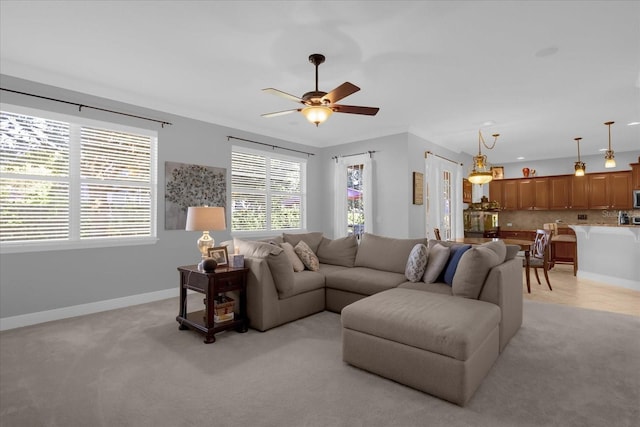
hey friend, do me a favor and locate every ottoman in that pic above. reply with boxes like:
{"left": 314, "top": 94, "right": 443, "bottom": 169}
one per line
{"left": 341, "top": 288, "right": 501, "bottom": 406}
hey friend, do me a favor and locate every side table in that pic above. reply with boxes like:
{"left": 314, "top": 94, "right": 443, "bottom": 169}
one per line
{"left": 176, "top": 265, "right": 249, "bottom": 343}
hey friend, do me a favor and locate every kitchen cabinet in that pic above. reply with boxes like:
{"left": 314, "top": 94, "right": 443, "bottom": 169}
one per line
{"left": 631, "top": 163, "right": 640, "bottom": 190}
{"left": 518, "top": 178, "right": 549, "bottom": 210}
{"left": 570, "top": 175, "right": 589, "bottom": 209}
{"left": 588, "top": 172, "right": 632, "bottom": 209}
{"left": 549, "top": 176, "right": 570, "bottom": 209}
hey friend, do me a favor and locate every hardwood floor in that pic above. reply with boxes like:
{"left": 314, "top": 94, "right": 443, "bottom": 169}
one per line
{"left": 522, "top": 264, "right": 640, "bottom": 317}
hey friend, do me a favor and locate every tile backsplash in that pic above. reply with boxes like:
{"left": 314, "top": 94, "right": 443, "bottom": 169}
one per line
{"left": 499, "top": 209, "right": 640, "bottom": 230}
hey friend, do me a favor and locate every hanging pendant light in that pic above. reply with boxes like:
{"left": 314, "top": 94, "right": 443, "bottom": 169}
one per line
{"left": 468, "top": 130, "right": 499, "bottom": 185}
{"left": 604, "top": 121, "right": 616, "bottom": 168}
{"left": 574, "top": 137, "right": 586, "bottom": 176}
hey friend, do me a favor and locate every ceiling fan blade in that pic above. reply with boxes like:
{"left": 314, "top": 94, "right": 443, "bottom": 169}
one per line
{"left": 262, "top": 88, "right": 304, "bottom": 103}
{"left": 332, "top": 104, "right": 380, "bottom": 116}
{"left": 322, "top": 82, "right": 360, "bottom": 104}
{"left": 261, "top": 109, "right": 300, "bottom": 118}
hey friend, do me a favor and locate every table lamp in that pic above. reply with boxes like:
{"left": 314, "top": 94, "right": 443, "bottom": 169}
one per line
{"left": 185, "top": 206, "right": 226, "bottom": 265}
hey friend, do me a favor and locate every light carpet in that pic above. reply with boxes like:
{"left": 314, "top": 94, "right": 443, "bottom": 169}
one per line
{"left": 0, "top": 297, "right": 638, "bottom": 427}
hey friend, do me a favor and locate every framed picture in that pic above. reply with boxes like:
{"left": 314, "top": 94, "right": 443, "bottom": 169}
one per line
{"left": 208, "top": 246, "right": 229, "bottom": 267}
{"left": 491, "top": 166, "right": 504, "bottom": 180}
{"left": 413, "top": 172, "right": 424, "bottom": 205}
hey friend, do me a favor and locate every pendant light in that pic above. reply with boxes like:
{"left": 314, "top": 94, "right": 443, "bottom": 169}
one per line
{"left": 573, "top": 137, "right": 586, "bottom": 177}
{"left": 604, "top": 121, "right": 616, "bottom": 168}
{"left": 468, "top": 130, "right": 500, "bottom": 185}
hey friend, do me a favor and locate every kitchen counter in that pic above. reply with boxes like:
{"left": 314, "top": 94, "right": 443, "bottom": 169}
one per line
{"left": 569, "top": 224, "right": 640, "bottom": 291}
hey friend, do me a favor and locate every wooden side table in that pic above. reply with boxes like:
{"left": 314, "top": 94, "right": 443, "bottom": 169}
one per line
{"left": 176, "top": 265, "right": 249, "bottom": 343}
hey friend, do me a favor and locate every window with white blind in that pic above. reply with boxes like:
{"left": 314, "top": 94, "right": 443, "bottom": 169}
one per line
{"left": 231, "top": 147, "right": 306, "bottom": 233}
{"left": 0, "top": 104, "right": 158, "bottom": 253}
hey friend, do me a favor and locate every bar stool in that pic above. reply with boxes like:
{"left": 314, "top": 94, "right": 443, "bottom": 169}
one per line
{"left": 546, "top": 223, "right": 577, "bottom": 276}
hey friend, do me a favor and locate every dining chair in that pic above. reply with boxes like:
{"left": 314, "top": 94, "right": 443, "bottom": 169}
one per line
{"left": 433, "top": 228, "right": 441, "bottom": 240}
{"left": 522, "top": 229, "right": 553, "bottom": 291}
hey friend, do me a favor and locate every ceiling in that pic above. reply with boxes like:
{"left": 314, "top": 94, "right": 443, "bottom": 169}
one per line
{"left": 1, "top": 1, "right": 638, "bottom": 164}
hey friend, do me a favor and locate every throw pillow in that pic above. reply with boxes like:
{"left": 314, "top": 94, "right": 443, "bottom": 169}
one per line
{"left": 422, "top": 243, "right": 451, "bottom": 283}
{"left": 280, "top": 242, "right": 305, "bottom": 272}
{"left": 441, "top": 244, "right": 472, "bottom": 285}
{"left": 283, "top": 232, "right": 324, "bottom": 253}
{"left": 294, "top": 240, "right": 320, "bottom": 271}
{"left": 405, "top": 243, "right": 429, "bottom": 282}
{"left": 316, "top": 236, "right": 358, "bottom": 267}
{"left": 266, "top": 251, "right": 295, "bottom": 296}
{"left": 452, "top": 240, "right": 506, "bottom": 299}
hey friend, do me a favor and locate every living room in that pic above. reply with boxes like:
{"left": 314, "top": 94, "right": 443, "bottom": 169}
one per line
{"left": 1, "top": 1, "right": 639, "bottom": 425}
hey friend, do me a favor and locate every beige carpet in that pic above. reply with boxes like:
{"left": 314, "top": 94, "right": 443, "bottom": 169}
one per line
{"left": 1, "top": 297, "right": 638, "bottom": 427}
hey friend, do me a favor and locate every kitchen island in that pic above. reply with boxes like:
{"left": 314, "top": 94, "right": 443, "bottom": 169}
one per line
{"left": 569, "top": 224, "right": 640, "bottom": 291}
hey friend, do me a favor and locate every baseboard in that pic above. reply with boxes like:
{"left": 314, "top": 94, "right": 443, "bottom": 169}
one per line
{"left": 577, "top": 271, "right": 640, "bottom": 292}
{"left": 0, "top": 288, "right": 180, "bottom": 331}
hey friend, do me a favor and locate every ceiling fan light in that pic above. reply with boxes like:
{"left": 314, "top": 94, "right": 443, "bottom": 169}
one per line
{"left": 302, "top": 105, "right": 333, "bottom": 126}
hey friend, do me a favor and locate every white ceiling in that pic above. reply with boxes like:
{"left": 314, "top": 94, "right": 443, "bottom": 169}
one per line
{"left": 1, "top": 1, "right": 639, "bottom": 164}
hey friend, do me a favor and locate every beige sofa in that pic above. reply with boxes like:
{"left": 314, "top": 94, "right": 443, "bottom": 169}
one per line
{"left": 230, "top": 232, "right": 523, "bottom": 353}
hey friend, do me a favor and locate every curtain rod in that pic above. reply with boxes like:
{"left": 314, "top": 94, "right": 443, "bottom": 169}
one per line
{"left": 1, "top": 88, "right": 172, "bottom": 128}
{"left": 331, "top": 150, "right": 376, "bottom": 163}
{"left": 425, "top": 151, "right": 463, "bottom": 166}
{"left": 227, "top": 136, "right": 315, "bottom": 156}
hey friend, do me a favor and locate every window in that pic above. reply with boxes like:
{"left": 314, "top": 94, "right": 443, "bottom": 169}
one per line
{"left": 347, "top": 163, "right": 365, "bottom": 238}
{"left": 231, "top": 147, "right": 306, "bottom": 234}
{"left": 0, "top": 104, "right": 158, "bottom": 253}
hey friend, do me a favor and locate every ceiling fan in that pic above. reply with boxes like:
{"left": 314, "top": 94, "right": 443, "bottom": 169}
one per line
{"left": 262, "top": 53, "right": 380, "bottom": 126}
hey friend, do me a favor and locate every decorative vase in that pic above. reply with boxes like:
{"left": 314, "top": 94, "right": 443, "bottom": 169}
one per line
{"left": 522, "top": 167, "right": 530, "bottom": 177}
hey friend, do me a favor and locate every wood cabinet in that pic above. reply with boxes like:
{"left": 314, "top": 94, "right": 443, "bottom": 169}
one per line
{"left": 549, "top": 176, "right": 570, "bottom": 209}
{"left": 588, "top": 172, "right": 632, "bottom": 209}
{"left": 631, "top": 163, "right": 640, "bottom": 189}
{"left": 570, "top": 175, "right": 589, "bottom": 209}
{"left": 518, "top": 178, "right": 549, "bottom": 210}
{"left": 462, "top": 178, "right": 472, "bottom": 203}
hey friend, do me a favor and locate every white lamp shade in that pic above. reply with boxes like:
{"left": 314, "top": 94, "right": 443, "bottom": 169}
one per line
{"left": 185, "top": 207, "right": 226, "bottom": 231}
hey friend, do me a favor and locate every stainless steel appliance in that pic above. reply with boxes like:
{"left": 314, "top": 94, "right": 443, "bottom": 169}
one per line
{"left": 632, "top": 216, "right": 640, "bottom": 225}
{"left": 634, "top": 190, "right": 640, "bottom": 209}
{"left": 618, "top": 211, "right": 630, "bottom": 225}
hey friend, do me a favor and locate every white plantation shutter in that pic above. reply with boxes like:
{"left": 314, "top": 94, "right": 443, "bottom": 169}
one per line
{"left": 231, "top": 148, "right": 305, "bottom": 232}
{"left": 1, "top": 105, "right": 157, "bottom": 252}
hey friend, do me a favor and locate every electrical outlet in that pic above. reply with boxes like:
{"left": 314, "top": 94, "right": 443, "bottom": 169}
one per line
{"left": 507, "top": 223, "right": 513, "bottom": 227}
{"left": 577, "top": 214, "right": 587, "bottom": 220}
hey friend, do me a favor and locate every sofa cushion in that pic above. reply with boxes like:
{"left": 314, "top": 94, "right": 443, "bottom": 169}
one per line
{"left": 316, "top": 236, "right": 358, "bottom": 267}
{"left": 325, "top": 267, "right": 407, "bottom": 296}
{"left": 442, "top": 244, "right": 472, "bottom": 285}
{"left": 265, "top": 251, "right": 296, "bottom": 296}
{"left": 398, "top": 280, "right": 453, "bottom": 295}
{"left": 283, "top": 232, "right": 324, "bottom": 253}
{"left": 278, "top": 270, "right": 325, "bottom": 299}
{"left": 405, "top": 243, "right": 428, "bottom": 282}
{"left": 422, "top": 243, "right": 451, "bottom": 283}
{"left": 234, "top": 237, "right": 282, "bottom": 258}
{"left": 294, "top": 240, "right": 320, "bottom": 271}
{"left": 453, "top": 240, "right": 506, "bottom": 299}
{"left": 355, "top": 233, "right": 427, "bottom": 274}
{"left": 280, "top": 242, "right": 305, "bottom": 272}
{"left": 505, "top": 244, "right": 520, "bottom": 260}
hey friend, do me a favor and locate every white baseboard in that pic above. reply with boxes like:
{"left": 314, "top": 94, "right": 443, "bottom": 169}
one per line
{"left": 577, "top": 271, "right": 640, "bottom": 292}
{"left": 0, "top": 288, "right": 180, "bottom": 331}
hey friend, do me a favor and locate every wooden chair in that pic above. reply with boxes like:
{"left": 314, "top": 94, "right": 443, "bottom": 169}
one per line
{"left": 524, "top": 229, "right": 553, "bottom": 291}
{"left": 433, "top": 228, "right": 441, "bottom": 240}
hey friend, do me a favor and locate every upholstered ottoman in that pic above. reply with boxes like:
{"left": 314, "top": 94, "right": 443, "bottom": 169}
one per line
{"left": 341, "top": 288, "right": 501, "bottom": 406}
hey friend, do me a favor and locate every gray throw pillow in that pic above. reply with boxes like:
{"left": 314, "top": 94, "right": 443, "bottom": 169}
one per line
{"left": 316, "top": 236, "right": 358, "bottom": 267}
{"left": 283, "top": 232, "right": 324, "bottom": 253}
{"left": 266, "top": 251, "right": 295, "bottom": 296}
{"left": 422, "top": 243, "right": 451, "bottom": 283}
{"left": 452, "top": 240, "right": 506, "bottom": 299}
{"left": 405, "top": 243, "right": 428, "bottom": 282}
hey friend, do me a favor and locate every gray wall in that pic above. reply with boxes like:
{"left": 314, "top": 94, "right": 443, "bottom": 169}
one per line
{"left": 0, "top": 75, "right": 323, "bottom": 319}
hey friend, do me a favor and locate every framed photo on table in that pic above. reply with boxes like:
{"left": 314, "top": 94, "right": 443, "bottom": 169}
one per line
{"left": 491, "top": 166, "right": 504, "bottom": 180}
{"left": 208, "top": 246, "right": 229, "bottom": 267}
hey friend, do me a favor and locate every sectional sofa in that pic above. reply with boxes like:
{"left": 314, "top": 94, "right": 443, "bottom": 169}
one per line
{"left": 227, "top": 231, "right": 523, "bottom": 405}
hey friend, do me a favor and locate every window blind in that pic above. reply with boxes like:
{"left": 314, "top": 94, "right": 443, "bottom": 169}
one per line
{"left": 1, "top": 105, "right": 157, "bottom": 252}
{"left": 231, "top": 148, "right": 305, "bottom": 232}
